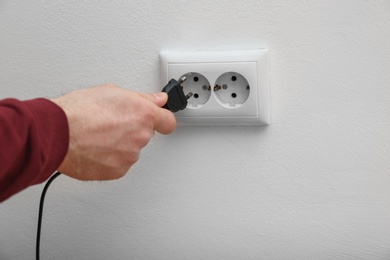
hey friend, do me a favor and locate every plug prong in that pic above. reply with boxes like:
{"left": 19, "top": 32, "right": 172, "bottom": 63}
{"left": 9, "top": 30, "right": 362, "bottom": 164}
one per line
{"left": 186, "top": 92, "right": 193, "bottom": 100}
{"left": 178, "top": 76, "right": 187, "bottom": 84}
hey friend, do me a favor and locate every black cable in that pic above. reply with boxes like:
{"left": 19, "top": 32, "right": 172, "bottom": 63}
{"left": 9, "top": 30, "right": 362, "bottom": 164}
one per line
{"left": 36, "top": 171, "right": 61, "bottom": 260}
{"left": 34, "top": 77, "right": 186, "bottom": 259}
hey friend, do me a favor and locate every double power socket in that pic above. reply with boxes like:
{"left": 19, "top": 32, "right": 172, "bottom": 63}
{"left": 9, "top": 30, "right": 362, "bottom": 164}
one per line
{"left": 160, "top": 49, "right": 270, "bottom": 125}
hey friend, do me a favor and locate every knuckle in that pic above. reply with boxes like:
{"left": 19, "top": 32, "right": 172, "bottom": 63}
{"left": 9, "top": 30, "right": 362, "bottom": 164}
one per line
{"left": 167, "top": 114, "right": 177, "bottom": 133}
{"left": 115, "top": 167, "right": 129, "bottom": 179}
{"left": 124, "top": 151, "right": 140, "bottom": 167}
{"left": 104, "top": 83, "right": 119, "bottom": 89}
{"left": 138, "top": 130, "right": 153, "bottom": 147}
{"left": 111, "top": 151, "right": 140, "bottom": 179}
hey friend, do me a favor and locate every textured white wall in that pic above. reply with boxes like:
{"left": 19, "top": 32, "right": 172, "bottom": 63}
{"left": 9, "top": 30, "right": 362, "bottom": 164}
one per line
{"left": 1, "top": 0, "right": 390, "bottom": 259}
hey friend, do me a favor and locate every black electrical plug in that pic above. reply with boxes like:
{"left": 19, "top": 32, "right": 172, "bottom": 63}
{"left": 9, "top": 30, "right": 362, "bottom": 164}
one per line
{"left": 162, "top": 77, "right": 193, "bottom": 112}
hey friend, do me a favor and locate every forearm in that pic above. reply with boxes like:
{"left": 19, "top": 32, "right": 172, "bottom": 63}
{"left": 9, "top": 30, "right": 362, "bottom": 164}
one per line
{"left": 0, "top": 98, "right": 69, "bottom": 202}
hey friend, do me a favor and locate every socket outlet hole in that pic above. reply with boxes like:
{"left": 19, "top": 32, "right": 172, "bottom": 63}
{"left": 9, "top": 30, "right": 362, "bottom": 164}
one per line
{"left": 214, "top": 72, "right": 250, "bottom": 108}
{"left": 180, "top": 72, "right": 211, "bottom": 109}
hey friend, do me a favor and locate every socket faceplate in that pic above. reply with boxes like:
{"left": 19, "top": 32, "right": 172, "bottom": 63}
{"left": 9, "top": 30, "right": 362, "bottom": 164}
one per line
{"left": 160, "top": 49, "right": 270, "bottom": 125}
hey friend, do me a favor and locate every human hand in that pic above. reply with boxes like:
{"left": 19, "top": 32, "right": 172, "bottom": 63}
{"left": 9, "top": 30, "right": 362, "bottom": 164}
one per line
{"left": 51, "top": 84, "right": 176, "bottom": 180}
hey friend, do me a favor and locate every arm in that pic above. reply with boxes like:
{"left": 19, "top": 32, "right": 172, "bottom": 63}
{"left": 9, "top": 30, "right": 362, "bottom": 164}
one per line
{"left": 0, "top": 98, "right": 69, "bottom": 202}
{"left": 0, "top": 84, "right": 176, "bottom": 202}
{"left": 52, "top": 84, "right": 176, "bottom": 180}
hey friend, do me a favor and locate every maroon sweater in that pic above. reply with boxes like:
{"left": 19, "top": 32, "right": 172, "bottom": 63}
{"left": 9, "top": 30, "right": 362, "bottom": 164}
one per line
{"left": 0, "top": 98, "right": 69, "bottom": 202}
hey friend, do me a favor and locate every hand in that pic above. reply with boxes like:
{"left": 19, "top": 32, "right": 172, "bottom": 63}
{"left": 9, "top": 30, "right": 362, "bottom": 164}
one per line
{"left": 51, "top": 84, "right": 176, "bottom": 180}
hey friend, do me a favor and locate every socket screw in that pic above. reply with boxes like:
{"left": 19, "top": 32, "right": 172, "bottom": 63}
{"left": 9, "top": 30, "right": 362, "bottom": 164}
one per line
{"left": 202, "top": 85, "right": 209, "bottom": 91}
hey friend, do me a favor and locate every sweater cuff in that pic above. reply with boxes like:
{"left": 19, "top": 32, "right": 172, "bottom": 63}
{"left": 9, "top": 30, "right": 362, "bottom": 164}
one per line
{"left": 24, "top": 98, "right": 69, "bottom": 182}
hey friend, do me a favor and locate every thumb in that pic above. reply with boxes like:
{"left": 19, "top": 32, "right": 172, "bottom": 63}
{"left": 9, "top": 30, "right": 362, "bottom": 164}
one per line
{"left": 141, "top": 92, "right": 168, "bottom": 107}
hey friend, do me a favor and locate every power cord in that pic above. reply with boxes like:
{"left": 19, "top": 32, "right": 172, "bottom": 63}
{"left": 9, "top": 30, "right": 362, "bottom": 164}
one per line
{"left": 35, "top": 78, "right": 191, "bottom": 259}
{"left": 36, "top": 171, "right": 61, "bottom": 260}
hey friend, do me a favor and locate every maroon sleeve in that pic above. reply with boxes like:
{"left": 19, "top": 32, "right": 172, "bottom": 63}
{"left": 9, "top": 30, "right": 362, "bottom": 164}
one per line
{"left": 0, "top": 98, "right": 69, "bottom": 202}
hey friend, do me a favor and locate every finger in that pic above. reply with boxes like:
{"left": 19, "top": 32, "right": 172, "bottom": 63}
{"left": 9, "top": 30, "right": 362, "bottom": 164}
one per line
{"left": 151, "top": 107, "right": 177, "bottom": 135}
{"left": 135, "top": 91, "right": 176, "bottom": 134}
{"left": 139, "top": 92, "right": 168, "bottom": 108}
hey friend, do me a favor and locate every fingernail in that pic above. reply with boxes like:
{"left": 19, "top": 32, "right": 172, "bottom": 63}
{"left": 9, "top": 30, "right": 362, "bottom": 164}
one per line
{"left": 154, "top": 92, "right": 167, "bottom": 99}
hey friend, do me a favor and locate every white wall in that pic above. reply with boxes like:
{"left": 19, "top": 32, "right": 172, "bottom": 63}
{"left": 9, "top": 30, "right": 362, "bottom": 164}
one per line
{"left": 1, "top": 0, "right": 389, "bottom": 259}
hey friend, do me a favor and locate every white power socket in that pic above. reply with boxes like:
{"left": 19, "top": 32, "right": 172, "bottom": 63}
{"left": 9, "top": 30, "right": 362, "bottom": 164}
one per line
{"left": 160, "top": 49, "right": 270, "bottom": 125}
